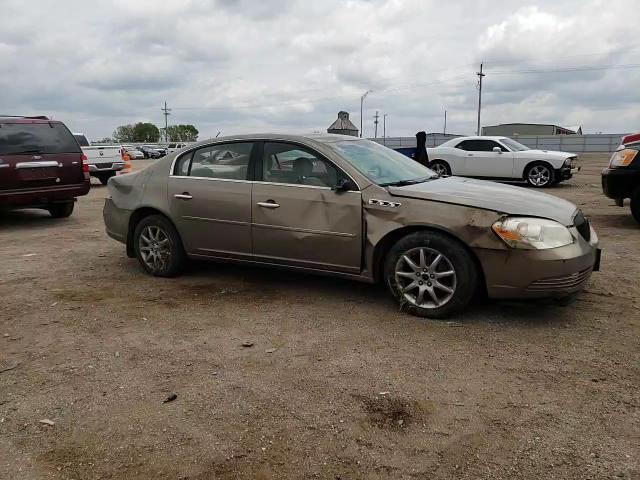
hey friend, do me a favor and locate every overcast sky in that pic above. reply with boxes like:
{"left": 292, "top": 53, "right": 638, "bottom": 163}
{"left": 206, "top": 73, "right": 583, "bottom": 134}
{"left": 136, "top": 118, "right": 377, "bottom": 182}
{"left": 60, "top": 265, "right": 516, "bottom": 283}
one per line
{"left": 1, "top": 0, "right": 638, "bottom": 140}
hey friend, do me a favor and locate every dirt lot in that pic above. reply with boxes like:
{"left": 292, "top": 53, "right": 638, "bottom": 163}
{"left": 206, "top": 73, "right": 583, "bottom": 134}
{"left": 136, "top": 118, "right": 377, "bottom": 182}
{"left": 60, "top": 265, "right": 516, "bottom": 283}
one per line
{"left": 1, "top": 154, "right": 638, "bottom": 479}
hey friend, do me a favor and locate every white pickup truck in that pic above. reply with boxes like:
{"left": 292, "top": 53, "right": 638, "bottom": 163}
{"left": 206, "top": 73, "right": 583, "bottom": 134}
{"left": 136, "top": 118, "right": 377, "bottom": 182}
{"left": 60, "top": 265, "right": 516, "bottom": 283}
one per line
{"left": 73, "top": 133, "right": 125, "bottom": 185}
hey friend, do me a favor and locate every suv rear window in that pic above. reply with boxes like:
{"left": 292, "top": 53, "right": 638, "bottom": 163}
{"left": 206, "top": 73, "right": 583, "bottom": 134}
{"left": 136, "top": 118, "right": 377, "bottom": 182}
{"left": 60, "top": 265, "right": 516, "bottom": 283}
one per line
{"left": 0, "top": 122, "right": 82, "bottom": 155}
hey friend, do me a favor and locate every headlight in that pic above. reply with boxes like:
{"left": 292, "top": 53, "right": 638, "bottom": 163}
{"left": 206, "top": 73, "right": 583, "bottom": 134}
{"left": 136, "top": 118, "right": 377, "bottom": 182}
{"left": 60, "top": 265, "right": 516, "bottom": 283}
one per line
{"left": 564, "top": 158, "right": 571, "bottom": 166}
{"left": 609, "top": 148, "right": 638, "bottom": 167}
{"left": 492, "top": 217, "right": 574, "bottom": 249}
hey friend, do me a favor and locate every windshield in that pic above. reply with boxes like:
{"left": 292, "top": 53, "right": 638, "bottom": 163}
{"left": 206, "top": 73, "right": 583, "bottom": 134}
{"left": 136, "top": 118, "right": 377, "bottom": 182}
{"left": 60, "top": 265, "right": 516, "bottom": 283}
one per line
{"left": 500, "top": 138, "right": 529, "bottom": 151}
{"left": 329, "top": 140, "right": 437, "bottom": 186}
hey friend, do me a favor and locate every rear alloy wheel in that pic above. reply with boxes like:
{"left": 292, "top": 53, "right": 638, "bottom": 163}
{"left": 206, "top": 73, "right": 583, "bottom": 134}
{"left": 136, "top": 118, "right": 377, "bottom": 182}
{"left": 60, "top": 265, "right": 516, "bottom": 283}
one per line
{"left": 525, "top": 163, "right": 554, "bottom": 188}
{"left": 384, "top": 231, "right": 478, "bottom": 319}
{"left": 631, "top": 187, "right": 640, "bottom": 224}
{"left": 430, "top": 160, "right": 451, "bottom": 176}
{"left": 47, "top": 202, "right": 74, "bottom": 218}
{"left": 134, "top": 215, "right": 185, "bottom": 277}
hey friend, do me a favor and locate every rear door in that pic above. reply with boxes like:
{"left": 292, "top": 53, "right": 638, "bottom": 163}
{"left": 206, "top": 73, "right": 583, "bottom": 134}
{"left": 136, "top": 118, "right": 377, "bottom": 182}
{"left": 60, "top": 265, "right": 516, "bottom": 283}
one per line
{"left": 168, "top": 141, "right": 255, "bottom": 258}
{"left": 251, "top": 141, "right": 362, "bottom": 273}
{"left": 457, "top": 139, "right": 514, "bottom": 177}
{"left": 0, "top": 121, "right": 84, "bottom": 193}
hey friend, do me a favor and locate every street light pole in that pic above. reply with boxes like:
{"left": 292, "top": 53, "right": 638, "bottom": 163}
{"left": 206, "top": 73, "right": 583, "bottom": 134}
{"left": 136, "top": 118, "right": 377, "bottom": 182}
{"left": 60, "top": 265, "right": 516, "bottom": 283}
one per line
{"left": 383, "top": 114, "right": 388, "bottom": 145}
{"left": 360, "top": 90, "right": 372, "bottom": 138}
{"left": 476, "top": 63, "right": 485, "bottom": 136}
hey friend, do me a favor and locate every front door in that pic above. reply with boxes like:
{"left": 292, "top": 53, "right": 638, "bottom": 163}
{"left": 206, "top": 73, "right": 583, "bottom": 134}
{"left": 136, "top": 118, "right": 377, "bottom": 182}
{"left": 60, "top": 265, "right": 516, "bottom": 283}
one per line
{"left": 251, "top": 142, "right": 362, "bottom": 273}
{"left": 458, "top": 139, "right": 514, "bottom": 178}
{"left": 168, "top": 141, "right": 254, "bottom": 258}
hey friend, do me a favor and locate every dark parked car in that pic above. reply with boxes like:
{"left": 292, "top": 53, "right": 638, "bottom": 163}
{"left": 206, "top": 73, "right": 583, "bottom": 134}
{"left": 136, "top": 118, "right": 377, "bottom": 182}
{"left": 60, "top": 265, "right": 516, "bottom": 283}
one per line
{"left": 602, "top": 133, "right": 640, "bottom": 223}
{"left": 104, "top": 134, "right": 600, "bottom": 318}
{"left": 138, "top": 145, "right": 162, "bottom": 159}
{"left": 0, "top": 115, "right": 90, "bottom": 217}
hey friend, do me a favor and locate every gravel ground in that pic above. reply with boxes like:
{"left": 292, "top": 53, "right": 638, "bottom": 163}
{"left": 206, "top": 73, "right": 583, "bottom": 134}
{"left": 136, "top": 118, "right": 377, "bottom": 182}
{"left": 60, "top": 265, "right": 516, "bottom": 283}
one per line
{"left": 1, "top": 154, "right": 638, "bottom": 480}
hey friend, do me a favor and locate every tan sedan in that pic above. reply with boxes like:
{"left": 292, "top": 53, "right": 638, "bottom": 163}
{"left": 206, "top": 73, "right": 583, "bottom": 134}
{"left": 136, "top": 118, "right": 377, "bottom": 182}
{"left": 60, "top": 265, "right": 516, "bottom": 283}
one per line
{"left": 103, "top": 134, "right": 600, "bottom": 318}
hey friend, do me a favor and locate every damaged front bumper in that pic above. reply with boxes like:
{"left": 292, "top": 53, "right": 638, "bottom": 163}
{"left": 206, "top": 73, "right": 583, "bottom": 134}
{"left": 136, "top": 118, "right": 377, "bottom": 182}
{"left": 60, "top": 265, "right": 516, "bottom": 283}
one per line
{"left": 475, "top": 231, "right": 600, "bottom": 299}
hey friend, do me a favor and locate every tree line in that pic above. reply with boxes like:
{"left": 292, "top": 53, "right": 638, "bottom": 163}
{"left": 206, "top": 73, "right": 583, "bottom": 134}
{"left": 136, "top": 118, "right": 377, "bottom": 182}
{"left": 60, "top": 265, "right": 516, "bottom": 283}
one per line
{"left": 105, "top": 122, "right": 199, "bottom": 143}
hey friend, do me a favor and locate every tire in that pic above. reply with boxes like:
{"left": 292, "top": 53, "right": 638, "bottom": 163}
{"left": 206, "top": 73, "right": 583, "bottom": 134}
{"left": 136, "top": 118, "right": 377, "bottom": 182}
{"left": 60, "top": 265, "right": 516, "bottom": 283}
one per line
{"left": 631, "top": 187, "right": 640, "bottom": 224}
{"left": 429, "top": 160, "right": 451, "bottom": 176}
{"left": 383, "top": 231, "right": 478, "bottom": 319}
{"left": 97, "top": 172, "right": 115, "bottom": 185}
{"left": 47, "top": 202, "right": 74, "bottom": 218}
{"left": 133, "top": 214, "right": 185, "bottom": 277}
{"left": 525, "top": 162, "right": 555, "bottom": 188}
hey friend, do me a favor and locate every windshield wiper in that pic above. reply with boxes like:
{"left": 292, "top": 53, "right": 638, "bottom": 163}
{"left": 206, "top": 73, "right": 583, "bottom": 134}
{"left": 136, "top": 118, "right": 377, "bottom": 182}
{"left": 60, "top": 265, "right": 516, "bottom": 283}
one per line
{"left": 379, "top": 176, "right": 432, "bottom": 187}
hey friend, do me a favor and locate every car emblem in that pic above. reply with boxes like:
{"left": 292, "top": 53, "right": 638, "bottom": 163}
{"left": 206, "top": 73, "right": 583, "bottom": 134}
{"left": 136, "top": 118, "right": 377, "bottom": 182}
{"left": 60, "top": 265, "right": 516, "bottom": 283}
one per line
{"left": 368, "top": 199, "right": 402, "bottom": 208}
{"left": 99, "top": 151, "right": 104, "bottom": 156}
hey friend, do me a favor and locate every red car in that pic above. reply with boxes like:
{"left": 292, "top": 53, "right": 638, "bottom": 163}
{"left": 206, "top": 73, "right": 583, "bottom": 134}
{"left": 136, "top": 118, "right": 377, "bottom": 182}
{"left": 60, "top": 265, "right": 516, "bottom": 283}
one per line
{"left": 0, "top": 116, "right": 90, "bottom": 217}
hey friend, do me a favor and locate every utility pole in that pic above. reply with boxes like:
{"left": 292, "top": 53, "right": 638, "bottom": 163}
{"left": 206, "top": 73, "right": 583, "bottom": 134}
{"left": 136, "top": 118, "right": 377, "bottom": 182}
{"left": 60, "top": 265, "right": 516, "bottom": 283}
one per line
{"left": 476, "top": 63, "right": 485, "bottom": 136}
{"left": 360, "top": 90, "right": 372, "bottom": 138}
{"left": 383, "top": 114, "right": 388, "bottom": 145}
{"left": 161, "top": 101, "right": 171, "bottom": 142}
{"left": 443, "top": 110, "right": 447, "bottom": 135}
{"left": 373, "top": 111, "right": 379, "bottom": 138}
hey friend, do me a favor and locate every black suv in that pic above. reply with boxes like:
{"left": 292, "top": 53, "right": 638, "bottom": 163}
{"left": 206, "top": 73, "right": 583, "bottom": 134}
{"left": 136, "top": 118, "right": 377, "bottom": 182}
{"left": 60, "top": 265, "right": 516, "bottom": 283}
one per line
{"left": 602, "top": 133, "right": 640, "bottom": 224}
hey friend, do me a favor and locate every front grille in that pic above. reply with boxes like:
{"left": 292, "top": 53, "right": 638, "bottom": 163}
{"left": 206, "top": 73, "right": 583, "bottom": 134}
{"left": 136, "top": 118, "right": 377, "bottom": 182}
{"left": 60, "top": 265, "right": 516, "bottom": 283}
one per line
{"left": 573, "top": 211, "right": 591, "bottom": 241}
{"left": 526, "top": 268, "right": 593, "bottom": 292}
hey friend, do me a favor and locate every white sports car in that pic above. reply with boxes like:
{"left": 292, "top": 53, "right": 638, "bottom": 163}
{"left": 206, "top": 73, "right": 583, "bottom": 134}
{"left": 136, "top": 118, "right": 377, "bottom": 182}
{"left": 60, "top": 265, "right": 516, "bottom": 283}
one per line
{"left": 427, "top": 136, "right": 579, "bottom": 188}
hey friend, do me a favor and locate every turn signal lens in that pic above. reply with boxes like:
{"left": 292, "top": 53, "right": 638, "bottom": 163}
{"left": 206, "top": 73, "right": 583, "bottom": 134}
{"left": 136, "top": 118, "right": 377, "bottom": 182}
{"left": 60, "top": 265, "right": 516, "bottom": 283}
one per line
{"left": 492, "top": 217, "right": 574, "bottom": 250}
{"left": 609, "top": 148, "right": 638, "bottom": 167}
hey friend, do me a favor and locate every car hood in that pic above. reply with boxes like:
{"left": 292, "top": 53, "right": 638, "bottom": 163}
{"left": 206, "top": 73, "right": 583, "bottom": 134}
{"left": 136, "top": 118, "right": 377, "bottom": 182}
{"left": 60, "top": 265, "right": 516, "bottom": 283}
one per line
{"left": 519, "top": 149, "right": 575, "bottom": 160}
{"left": 388, "top": 176, "right": 578, "bottom": 225}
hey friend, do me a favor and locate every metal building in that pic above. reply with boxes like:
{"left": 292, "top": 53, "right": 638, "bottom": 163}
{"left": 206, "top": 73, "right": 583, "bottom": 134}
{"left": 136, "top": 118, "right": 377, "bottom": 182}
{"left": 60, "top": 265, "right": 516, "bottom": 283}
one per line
{"left": 327, "top": 111, "right": 358, "bottom": 137}
{"left": 482, "top": 123, "right": 582, "bottom": 136}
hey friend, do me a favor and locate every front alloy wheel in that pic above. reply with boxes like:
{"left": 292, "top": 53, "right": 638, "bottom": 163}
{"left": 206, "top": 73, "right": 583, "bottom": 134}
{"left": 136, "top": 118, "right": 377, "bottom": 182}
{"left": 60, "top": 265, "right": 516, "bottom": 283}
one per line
{"left": 526, "top": 163, "right": 554, "bottom": 187}
{"left": 395, "top": 247, "right": 457, "bottom": 309}
{"left": 384, "top": 231, "right": 478, "bottom": 318}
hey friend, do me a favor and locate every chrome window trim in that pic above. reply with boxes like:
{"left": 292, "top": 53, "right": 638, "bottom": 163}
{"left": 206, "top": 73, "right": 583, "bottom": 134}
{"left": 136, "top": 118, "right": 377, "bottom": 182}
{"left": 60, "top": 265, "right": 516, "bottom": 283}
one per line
{"left": 170, "top": 175, "right": 252, "bottom": 184}
{"left": 169, "top": 175, "right": 361, "bottom": 192}
{"left": 253, "top": 180, "right": 361, "bottom": 192}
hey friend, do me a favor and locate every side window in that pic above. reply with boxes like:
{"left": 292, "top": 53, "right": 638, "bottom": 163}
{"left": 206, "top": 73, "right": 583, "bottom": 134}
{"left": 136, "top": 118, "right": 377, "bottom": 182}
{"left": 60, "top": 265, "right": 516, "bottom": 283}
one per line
{"left": 174, "top": 151, "right": 192, "bottom": 176}
{"left": 262, "top": 142, "right": 346, "bottom": 188}
{"left": 456, "top": 140, "right": 507, "bottom": 152}
{"left": 188, "top": 142, "right": 253, "bottom": 180}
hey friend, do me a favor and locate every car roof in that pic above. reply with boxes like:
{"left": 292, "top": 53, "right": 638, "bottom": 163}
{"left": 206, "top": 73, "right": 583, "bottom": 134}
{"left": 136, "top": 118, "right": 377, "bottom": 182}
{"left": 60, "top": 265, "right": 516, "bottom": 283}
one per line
{"left": 184, "top": 133, "right": 362, "bottom": 150}
{"left": 0, "top": 116, "right": 57, "bottom": 124}
{"left": 450, "top": 136, "right": 508, "bottom": 142}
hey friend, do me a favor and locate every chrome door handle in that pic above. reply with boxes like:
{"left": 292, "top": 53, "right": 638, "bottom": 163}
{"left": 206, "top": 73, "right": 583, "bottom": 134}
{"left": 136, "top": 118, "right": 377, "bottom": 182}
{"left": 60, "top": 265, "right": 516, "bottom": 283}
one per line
{"left": 174, "top": 193, "right": 193, "bottom": 200}
{"left": 257, "top": 201, "right": 280, "bottom": 209}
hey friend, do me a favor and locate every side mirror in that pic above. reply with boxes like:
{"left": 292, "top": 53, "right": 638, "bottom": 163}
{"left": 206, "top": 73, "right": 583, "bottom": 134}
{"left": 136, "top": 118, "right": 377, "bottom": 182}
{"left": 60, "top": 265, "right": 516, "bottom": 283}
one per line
{"left": 493, "top": 147, "right": 502, "bottom": 153}
{"left": 332, "top": 178, "right": 352, "bottom": 192}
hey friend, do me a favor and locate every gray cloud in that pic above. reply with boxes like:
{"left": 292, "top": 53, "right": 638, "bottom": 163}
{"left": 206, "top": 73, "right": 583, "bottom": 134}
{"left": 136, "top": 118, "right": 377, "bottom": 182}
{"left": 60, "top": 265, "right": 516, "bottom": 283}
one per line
{"left": 1, "top": 0, "right": 639, "bottom": 140}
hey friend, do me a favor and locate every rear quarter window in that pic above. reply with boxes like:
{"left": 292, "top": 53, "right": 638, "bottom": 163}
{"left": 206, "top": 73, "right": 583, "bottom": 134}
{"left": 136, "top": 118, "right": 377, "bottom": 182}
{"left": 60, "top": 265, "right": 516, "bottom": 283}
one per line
{"left": 0, "top": 122, "right": 81, "bottom": 155}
